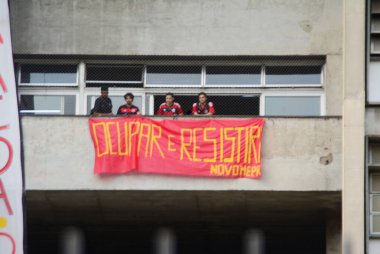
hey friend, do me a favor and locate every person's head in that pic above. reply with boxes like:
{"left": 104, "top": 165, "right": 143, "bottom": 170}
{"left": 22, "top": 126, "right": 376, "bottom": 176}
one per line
{"left": 124, "top": 92, "right": 134, "bottom": 105}
{"left": 165, "top": 92, "right": 175, "bottom": 105}
{"left": 198, "top": 92, "right": 207, "bottom": 104}
{"left": 101, "top": 86, "right": 109, "bottom": 98}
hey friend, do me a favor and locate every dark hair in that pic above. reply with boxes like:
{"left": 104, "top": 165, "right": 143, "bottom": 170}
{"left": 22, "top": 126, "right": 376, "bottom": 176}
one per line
{"left": 198, "top": 92, "right": 207, "bottom": 98}
{"left": 124, "top": 92, "right": 134, "bottom": 100}
{"left": 101, "top": 86, "right": 108, "bottom": 92}
{"left": 165, "top": 92, "right": 174, "bottom": 98}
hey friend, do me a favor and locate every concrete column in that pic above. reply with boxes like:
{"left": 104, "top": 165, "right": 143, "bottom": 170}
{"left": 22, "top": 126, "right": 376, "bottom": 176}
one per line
{"left": 342, "top": 0, "right": 365, "bottom": 253}
{"left": 243, "top": 229, "right": 265, "bottom": 254}
{"left": 78, "top": 61, "right": 86, "bottom": 115}
{"left": 60, "top": 227, "right": 85, "bottom": 254}
{"left": 154, "top": 228, "right": 176, "bottom": 254}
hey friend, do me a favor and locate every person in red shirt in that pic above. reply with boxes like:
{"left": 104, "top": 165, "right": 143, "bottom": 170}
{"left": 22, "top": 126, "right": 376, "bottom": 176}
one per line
{"left": 156, "top": 93, "right": 184, "bottom": 116}
{"left": 117, "top": 93, "right": 140, "bottom": 116}
{"left": 192, "top": 92, "right": 215, "bottom": 116}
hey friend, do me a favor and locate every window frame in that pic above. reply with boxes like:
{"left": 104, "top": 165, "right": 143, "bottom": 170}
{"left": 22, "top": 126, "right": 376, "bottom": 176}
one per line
{"left": 263, "top": 65, "right": 324, "bottom": 88}
{"left": 370, "top": 173, "right": 380, "bottom": 236}
{"left": 261, "top": 92, "right": 325, "bottom": 116}
{"left": 204, "top": 65, "right": 263, "bottom": 88}
{"left": 18, "top": 90, "right": 79, "bottom": 115}
{"left": 18, "top": 63, "right": 79, "bottom": 87}
{"left": 85, "top": 64, "right": 144, "bottom": 87}
{"left": 16, "top": 58, "right": 326, "bottom": 116}
{"left": 145, "top": 65, "right": 203, "bottom": 88}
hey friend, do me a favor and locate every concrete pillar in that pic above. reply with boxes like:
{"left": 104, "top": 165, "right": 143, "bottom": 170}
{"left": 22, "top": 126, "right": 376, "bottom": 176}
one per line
{"left": 154, "top": 228, "right": 176, "bottom": 254}
{"left": 243, "top": 229, "right": 265, "bottom": 254}
{"left": 342, "top": 0, "right": 365, "bottom": 253}
{"left": 60, "top": 227, "right": 85, "bottom": 254}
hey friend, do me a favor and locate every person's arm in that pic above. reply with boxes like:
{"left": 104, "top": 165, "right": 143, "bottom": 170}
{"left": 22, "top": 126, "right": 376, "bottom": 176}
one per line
{"left": 91, "top": 98, "right": 100, "bottom": 116}
{"left": 205, "top": 102, "right": 215, "bottom": 116}
{"left": 101, "top": 99, "right": 113, "bottom": 116}
{"left": 136, "top": 106, "right": 141, "bottom": 115}
{"left": 98, "top": 112, "right": 113, "bottom": 116}
{"left": 94, "top": 111, "right": 113, "bottom": 117}
{"left": 176, "top": 103, "right": 184, "bottom": 116}
{"left": 116, "top": 106, "right": 122, "bottom": 115}
{"left": 192, "top": 103, "right": 200, "bottom": 116}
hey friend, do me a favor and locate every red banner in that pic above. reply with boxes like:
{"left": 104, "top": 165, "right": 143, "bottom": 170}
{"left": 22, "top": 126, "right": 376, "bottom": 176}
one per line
{"left": 89, "top": 117, "right": 264, "bottom": 178}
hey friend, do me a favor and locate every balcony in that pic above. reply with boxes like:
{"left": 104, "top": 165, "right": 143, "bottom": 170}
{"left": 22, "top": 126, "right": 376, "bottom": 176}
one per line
{"left": 22, "top": 116, "right": 341, "bottom": 191}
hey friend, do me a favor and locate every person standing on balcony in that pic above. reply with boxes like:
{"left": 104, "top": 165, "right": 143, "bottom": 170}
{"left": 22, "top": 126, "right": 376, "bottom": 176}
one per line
{"left": 91, "top": 86, "right": 113, "bottom": 116}
{"left": 192, "top": 92, "right": 215, "bottom": 116}
{"left": 117, "top": 92, "right": 140, "bottom": 116}
{"left": 156, "top": 92, "right": 184, "bottom": 116}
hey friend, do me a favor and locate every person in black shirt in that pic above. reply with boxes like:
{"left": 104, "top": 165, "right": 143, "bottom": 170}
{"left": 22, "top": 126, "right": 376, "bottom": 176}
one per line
{"left": 117, "top": 93, "right": 140, "bottom": 116}
{"left": 91, "top": 86, "right": 113, "bottom": 116}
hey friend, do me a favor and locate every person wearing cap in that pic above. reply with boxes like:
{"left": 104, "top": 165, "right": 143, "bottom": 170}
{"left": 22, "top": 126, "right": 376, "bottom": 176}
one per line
{"left": 192, "top": 92, "right": 215, "bottom": 116}
{"left": 156, "top": 92, "right": 184, "bottom": 116}
{"left": 91, "top": 86, "right": 113, "bottom": 116}
{"left": 117, "top": 92, "right": 140, "bottom": 116}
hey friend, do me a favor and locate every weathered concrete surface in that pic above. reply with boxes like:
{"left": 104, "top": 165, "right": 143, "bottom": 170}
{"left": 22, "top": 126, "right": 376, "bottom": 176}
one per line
{"left": 10, "top": 0, "right": 342, "bottom": 55}
{"left": 341, "top": 0, "right": 366, "bottom": 252}
{"left": 22, "top": 116, "right": 342, "bottom": 191}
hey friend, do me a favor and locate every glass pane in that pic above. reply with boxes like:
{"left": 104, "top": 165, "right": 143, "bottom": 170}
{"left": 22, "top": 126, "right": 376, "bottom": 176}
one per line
{"left": 373, "top": 215, "right": 380, "bottom": 233}
{"left": 146, "top": 66, "right": 201, "bottom": 85}
{"left": 64, "top": 95, "right": 76, "bottom": 115}
{"left": 373, "top": 1, "right": 380, "bottom": 13}
{"left": 266, "top": 66, "right": 321, "bottom": 85}
{"left": 373, "top": 18, "right": 380, "bottom": 32}
{"left": 20, "top": 95, "right": 62, "bottom": 114}
{"left": 373, "top": 195, "right": 380, "bottom": 212}
{"left": 20, "top": 95, "right": 76, "bottom": 115}
{"left": 372, "top": 175, "right": 380, "bottom": 192}
{"left": 87, "top": 95, "right": 142, "bottom": 115}
{"left": 20, "top": 64, "right": 77, "bottom": 84}
{"left": 206, "top": 66, "right": 261, "bottom": 85}
{"left": 265, "top": 96, "right": 320, "bottom": 116}
{"left": 371, "top": 145, "right": 380, "bottom": 164}
{"left": 373, "top": 37, "right": 380, "bottom": 52}
{"left": 86, "top": 65, "right": 143, "bottom": 82}
{"left": 368, "top": 61, "right": 380, "bottom": 103}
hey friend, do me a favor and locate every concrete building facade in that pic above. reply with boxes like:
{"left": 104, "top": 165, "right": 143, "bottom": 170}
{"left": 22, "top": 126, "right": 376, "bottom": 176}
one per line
{"left": 8, "top": 0, "right": 368, "bottom": 253}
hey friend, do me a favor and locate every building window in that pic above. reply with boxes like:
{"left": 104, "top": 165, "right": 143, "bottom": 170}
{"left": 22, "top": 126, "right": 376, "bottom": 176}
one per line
{"left": 86, "top": 65, "right": 144, "bottom": 87}
{"left": 371, "top": 0, "right": 380, "bottom": 54}
{"left": 368, "top": 1, "right": 380, "bottom": 104}
{"left": 368, "top": 62, "right": 380, "bottom": 104}
{"left": 265, "top": 66, "right": 322, "bottom": 86}
{"left": 146, "top": 66, "right": 202, "bottom": 87}
{"left": 368, "top": 140, "right": 380, "bottom": 236}
{"left": 16, "top": 58, "right": 325, "bottom": 116}
{"left": 264, "top": 96, "right": 321, "bottom": 116}
{"left": 19, "top": 64, "right": 78, "bottom": 86}
{"left": 20, "top": 95, "right": 76, "bottom": 115}
{"left": 205, "top": 66, "right": 261, "bottom": 87}
{"left": 371, "top": 174, "right": 380, "bottom": 235}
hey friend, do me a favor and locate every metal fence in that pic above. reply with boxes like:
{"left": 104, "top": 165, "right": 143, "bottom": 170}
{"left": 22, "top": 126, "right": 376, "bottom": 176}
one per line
{"left": 15, "top": 56, "right": 325, "bottom": 117}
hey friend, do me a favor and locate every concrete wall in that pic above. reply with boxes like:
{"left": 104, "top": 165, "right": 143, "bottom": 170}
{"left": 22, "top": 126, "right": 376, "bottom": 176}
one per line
{"left": 10, "top": 0, "right": 342, "bottom": 56}
{"left": 22, "top": 116, "right": 342, "bottom": 191}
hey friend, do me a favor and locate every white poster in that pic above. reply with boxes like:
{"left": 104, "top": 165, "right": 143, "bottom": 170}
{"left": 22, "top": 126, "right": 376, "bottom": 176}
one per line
{"left": 0, "top": 1, "right": 24, "bottom": 253}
